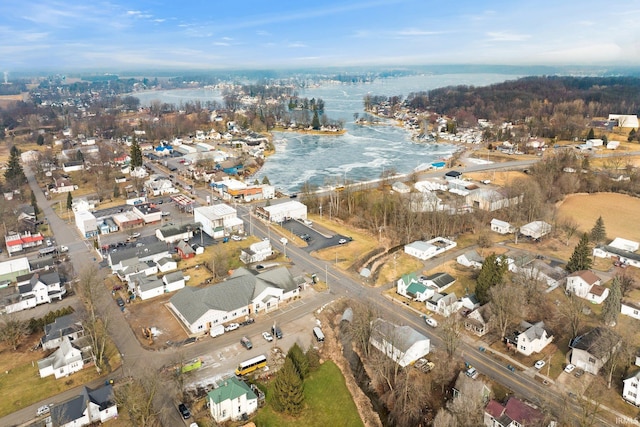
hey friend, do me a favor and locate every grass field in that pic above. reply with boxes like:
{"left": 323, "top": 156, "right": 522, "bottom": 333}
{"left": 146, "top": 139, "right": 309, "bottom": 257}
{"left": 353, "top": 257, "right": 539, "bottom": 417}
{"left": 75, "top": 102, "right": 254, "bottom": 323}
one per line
{"left": 253, "top": 360, "right": 364, "bottom": 427}
{"left": 557, "top": 192, "right": 640, "bottom": 242}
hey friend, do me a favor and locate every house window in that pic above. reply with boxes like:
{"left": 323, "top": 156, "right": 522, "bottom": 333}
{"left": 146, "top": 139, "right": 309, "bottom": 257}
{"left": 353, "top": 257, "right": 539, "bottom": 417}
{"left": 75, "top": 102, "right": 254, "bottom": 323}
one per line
{"left": 198, "top": 324, "right": 203, "bottom": 330}
{"left": 520, "top": 345, "right": 526, "bottom": 350}
{"left": 630, "top": 392, "right": 637, "bottom": 398}
{"left": 634, "top": 310, "right": 638, "bottom": 315}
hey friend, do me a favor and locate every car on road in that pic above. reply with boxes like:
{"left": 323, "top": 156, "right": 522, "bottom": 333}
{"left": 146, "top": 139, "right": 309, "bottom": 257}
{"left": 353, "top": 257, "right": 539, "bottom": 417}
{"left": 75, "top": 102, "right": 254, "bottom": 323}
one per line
{"left": 300, "top": 233, "right": 311, "bottom": 241}
{"left": 37, "top": 404, "right": 52, "bottom": 416}
{"left": 338, "top": 238, "right": 348, "bottom": 244}
{"left": 225, "top": 323, "right": 240, "bottom": 332}
{"left": 178, "top": 403, "right": 191, "bottom": 419}
{"left": 564, "top": 364, "right": 575, "bottom": 374}
{"left": 240, "top": 336, "right": 253, "bottom": 349}
{"left": 116, "top": 297, "right": 125, "bottom": 307}
{"left": 262, "top": 331, "right": 273, "bottom": 342}
{"left": 424, "top": 316, "right": 438, "bottom": 328}
{"left": 161, "top": 211, "right": 171, "bottom": 217}
{"left": 534, "top": 360, "right": 546, "bottom": 370}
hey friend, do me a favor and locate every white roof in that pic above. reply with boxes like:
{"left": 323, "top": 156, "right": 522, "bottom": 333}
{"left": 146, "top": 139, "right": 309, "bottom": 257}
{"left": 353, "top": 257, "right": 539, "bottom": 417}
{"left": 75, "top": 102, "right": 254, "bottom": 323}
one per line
{"left": 609, "top": 238, "right": 639, "bottom": 252}
{"left": 195, "top": 204, "right": 237, "bottom": 220}
{"left": 0, "top": 257, "right": 30, "bottom": 276}
{"left": 491, "top": 218, "right": 512, "bottom": 228}
{"left": 264, "top": 201, "right": 307, "bottom": 215}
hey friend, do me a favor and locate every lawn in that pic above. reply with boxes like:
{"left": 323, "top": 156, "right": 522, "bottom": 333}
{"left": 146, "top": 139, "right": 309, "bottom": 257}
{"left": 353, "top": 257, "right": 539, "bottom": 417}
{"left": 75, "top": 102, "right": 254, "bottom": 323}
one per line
{"left": 253, "top": 360, "right": 364, "bottom": 427}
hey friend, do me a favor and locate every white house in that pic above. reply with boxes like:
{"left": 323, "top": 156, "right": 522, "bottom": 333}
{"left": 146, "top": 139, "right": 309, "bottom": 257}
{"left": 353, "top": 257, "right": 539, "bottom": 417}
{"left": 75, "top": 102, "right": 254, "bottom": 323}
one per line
{"left": 156, "top": 257, "right": 178, "bottom": 273}
{"left": 132, "top": 274, "right": 164, "bottom": 300}
{"left": 17, "top": 272, "right": 65, "bottom": 305}
{"left": 240, "top": 240, "right": 273, "bottom": 264}
{"left": 593, "top": 243, "right": 640, "bottom": 269}
{"left": 369, "top": 318, "right": 430, "bottom": 367}
{"left": 570, "top": 327, "right": 620, "bottom": 375}
{"left": 621, "top": 300, "right": 640, "bottom": 320}
{"left": 37, "top": 337, "right": 86, "bottom": 379}
{"left": 41, "top": 313, "right": 84, "bottom": 351}
{"left": 490, "top": 218, "right": 515, "bottom": 234}
{"left": 464, "top": 306, "right": 490, "bottom": 337}
{"left": 163, "top": 271, "right": 186, "bottom": 293}
{"left": 508, "top": 321, "right": 553, "bottom": 356}
{"left": 404, "top": 237, "right": 457, "bottom": 261}
{"left": 609, "top": 114, "right": 639, "bottom": 128}
{"left": 169, "top": 267, "right": 299, "bottom": 334}
{"left": 396, "top": 273, "right": 434, "bottom": 302}
{"left": 457, "top": 250, "right": 484, "bottom": 269}
{"left": 50, "top": 384, "right": 118, "bottom": 427}
{"left": 566, "top": 270, "right": 609, "bottom": 304}
{"left": 426, "top": 292, "right": 460, "bottom": 317}
{"left": 519, "top": 221, "right": 552, "bottom": 240}
{"left": 623, "top": 370, "right": 640, "bottom": 406}
{"left": 74, "top": 210, "right": 98, "bottom": 238}
{"left": 208, "top": 377, "right": 259, "bottom": 423}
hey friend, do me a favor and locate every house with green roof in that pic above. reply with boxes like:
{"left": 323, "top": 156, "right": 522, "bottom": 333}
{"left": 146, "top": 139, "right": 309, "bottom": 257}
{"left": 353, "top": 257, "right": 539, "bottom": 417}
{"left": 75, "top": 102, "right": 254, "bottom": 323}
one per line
{"left": 168, "top": 266, "right": 299, "bottom": 334}
{"left": 208, "top": 376, "right": 258, "bottom": 422}
{"left": 396, "top": 272, "right": 435, "bottom": 302}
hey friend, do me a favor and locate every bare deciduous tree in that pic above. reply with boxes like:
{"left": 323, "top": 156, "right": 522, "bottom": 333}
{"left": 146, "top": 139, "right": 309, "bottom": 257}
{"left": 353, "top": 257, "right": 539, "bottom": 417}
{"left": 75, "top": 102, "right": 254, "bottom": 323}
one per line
{"left": 559, "top": 218, "right": 579, "bottom": 246}
{"left": 433, "top": 408, "right": 458, "bottom": 427}
{"left": 0, "top": 313, "right": 28, "bottom": 350}
{"left": 447, "top": 374, "right": 488, "bottom": 426}
{"left": 441, "top": 316, "right": 462, "bottom": 357}
{"left": 558, "top": 294, "right": 585, "bottom": 339}
{"left": 489, "top": 284, "right": 524, "bottom": 340}
{"left": 114, "top": 368, "right": 163, "bottom": 427}
{"left": 76, "top": 265, "right": 110, "bottom": 370}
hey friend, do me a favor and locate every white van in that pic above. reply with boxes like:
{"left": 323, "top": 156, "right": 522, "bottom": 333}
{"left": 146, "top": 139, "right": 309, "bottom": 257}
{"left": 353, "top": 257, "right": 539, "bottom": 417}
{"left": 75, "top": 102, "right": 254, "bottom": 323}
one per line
{"left": 209, "top": 324, "right": 225, "bottom": 338}
{"left": 313, "top": 327, "right": 325, "bottom": 342}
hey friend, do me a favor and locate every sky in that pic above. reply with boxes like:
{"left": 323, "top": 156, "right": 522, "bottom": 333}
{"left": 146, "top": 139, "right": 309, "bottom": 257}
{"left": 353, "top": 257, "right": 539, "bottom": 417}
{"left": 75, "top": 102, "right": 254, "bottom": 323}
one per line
{"left": 1, "top": 0, "right": 639, "bottom": 72}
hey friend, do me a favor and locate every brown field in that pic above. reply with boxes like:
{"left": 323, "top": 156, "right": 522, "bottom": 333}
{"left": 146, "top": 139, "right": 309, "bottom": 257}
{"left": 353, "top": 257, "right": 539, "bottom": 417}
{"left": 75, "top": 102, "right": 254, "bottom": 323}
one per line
{"left": 465, "top": 170, "right": 530, "bottom": 187}
{"left": 557, "top": 192, "right": 640, "bottom": 242}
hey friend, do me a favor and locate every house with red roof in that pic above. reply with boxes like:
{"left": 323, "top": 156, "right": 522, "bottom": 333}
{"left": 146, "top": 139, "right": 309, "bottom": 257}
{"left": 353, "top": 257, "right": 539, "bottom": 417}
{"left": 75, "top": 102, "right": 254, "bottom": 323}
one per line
{"left": 484, "top": 397, "right": 550, "bottom": 426}
{"left": 5, "top": 231, "right": 44, "bottom": 256}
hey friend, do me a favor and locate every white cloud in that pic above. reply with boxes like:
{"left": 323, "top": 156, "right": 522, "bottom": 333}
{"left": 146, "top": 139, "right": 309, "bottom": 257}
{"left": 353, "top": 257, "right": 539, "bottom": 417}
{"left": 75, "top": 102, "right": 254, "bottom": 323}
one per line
{"left": 288, "top": 42, "right": 307, "bottom": 48}
{"left": 486, "top": 31, "right": 531, "bottom": 42}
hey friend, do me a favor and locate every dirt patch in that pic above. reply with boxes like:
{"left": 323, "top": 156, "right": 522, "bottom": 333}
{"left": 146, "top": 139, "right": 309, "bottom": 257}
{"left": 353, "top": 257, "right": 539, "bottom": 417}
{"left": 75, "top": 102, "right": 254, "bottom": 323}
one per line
{"left": 0, "top": 334, "right": 43, "bottom": 372}
{"left": 557, "top": 192, "right": 640, "bottom": 242}
{"left": 122, "top": 293, "right": 190, "bottom": 349}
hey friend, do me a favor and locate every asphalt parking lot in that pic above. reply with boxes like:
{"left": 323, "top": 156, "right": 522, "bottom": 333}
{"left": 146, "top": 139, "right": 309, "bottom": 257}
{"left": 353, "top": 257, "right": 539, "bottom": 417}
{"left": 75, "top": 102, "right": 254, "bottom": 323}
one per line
{"left": 281, "top": 219, "right": 350, "bottom": 252}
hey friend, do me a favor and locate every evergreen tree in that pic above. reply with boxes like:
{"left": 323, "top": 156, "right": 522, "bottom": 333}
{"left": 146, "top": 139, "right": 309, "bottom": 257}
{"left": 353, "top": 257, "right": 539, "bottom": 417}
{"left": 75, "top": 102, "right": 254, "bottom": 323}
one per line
{"left": 272, "top": 357, "right": 304, "bottom": 415}
{"left": 305, "top": 347, "right": 321, "bottom": 372}
{"left": 262, "top": 176, "right": 271, "bottom": 185}
{"left": 601, "top": 276, "right": 622, "bottom": 326}
{"left": 590, "top": 216, "right": 606, "bottom": 244}
{"left": 566, "top": 233, "right": 592, "bottom": 273}
{"left": 130, "top": 135, "right": 143, "bottom": 168}
{"left": 311, "top": 110, "right": 321, "bottom": 130}
{"left": 30, "top": 191, "right": 40, "bottom": 218}
{"left": 587, "top": 128, "right": 595, "bottom": 139}
{"left": 66, "top": 192, "right": 73, "bottom": 210}
{"left": 36, "top": 134, "right": 45, "bottom": 146}
{"left": 287, "top": 343, "right": 309, "bottom": 380}
{"left": 4, "top": 146, "right": 27, "bottom": 188}
{"left": 113, "top": 184, "right": 120, "bottom": 198}
{"left": 475, "top": 253, "right": 508, "bottom": 304}
{"left": 628, "top": 129, "right": 637, "bottom": 142}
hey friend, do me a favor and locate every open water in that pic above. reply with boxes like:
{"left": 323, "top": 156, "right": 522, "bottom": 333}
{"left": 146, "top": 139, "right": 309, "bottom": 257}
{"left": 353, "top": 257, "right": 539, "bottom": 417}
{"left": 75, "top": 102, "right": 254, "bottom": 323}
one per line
{"left": 133, "top": 73, "right": 522, "bottom": 193}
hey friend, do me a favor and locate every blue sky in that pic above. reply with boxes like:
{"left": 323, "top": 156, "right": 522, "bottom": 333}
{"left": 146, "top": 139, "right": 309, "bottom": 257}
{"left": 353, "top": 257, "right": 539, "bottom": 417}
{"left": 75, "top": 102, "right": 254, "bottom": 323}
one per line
{"left": 1, "top": 0, "right": 639, "bottom": 72}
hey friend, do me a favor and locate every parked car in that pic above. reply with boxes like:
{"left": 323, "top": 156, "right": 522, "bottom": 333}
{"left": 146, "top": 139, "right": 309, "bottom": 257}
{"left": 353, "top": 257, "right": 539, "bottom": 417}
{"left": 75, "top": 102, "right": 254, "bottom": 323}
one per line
{"left": 564, "top": 364, "right": 576, "bottom": 373}
{"left": 225, "top": 323, "right": 240, "bottom": 332}
{"left": 262, "top": 331, "right": 273, "bottom": 342}
{"left": 129, "top": 232, "right": 141, "bottom": 239}
{"left": 338, "top": 238, "right": 347, "bottom": 244}
{"left": 300, "top": 233, "right": 311, "bottom": 241}
{"left": 178, "top": 403, "right": 191, "bottom": 419}
{"left": 116, "top": 297, "right": 125, "bottom": 307}
{"left": 37, "top": 404, "right": 52, "bottom": 416}
{"left": 534, "top": 360, "right": 546, "bottom": 370}
{"left": 271, "top": 325, "right": 283, "bottom": 339}
{"left": 240, "top": 318, "right": 255, "bottom": 326}
{"left": 240, "top": 336, "right": 253, "bottom": 350}
{"left": 231, "top": 235, "right": 242, "bottom": 241}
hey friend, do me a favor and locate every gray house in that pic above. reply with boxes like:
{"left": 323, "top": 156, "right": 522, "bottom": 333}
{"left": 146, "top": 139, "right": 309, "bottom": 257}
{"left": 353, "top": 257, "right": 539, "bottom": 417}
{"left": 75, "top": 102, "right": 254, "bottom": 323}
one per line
{"left": 570, "top": 327, "right": 620, "bottom": 375}
{"left": 41, "top": 313, "right": 84, "bottom": 350}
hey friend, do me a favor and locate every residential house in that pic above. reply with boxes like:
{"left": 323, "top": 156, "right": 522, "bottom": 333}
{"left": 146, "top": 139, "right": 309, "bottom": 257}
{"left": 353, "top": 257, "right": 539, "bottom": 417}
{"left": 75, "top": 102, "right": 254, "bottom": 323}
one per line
{"left": 621, "top": 299, "right": 640, "bottom": 321}
{"left": 570, "top": 327, "right": 621, "bottom": 375}
{"left": 459, "top": 294, "right": 481, "bottom": 311}
{"left": 50, "top": 384, "right": 118, "bottom": 427}
{"left": 41, "top": 313, "right": 84, "bottom": 350}
{"left": 593, "top": 242, "right": 640, "bottom": 269}
{"left": 490, "top": 218, "right": 516, "bottom": 234}
{"left": 163, "top": 271, "right": 186, "bottom": 293}
{"left": 426, "top": 292, "right": 460, "bottom": 317}
{"left": 484, "top": 397, "right": 549, "bottom": 427}
{"left": 51, "top": 178, "right": 76, "bottom": 193}
{"left": 566, "top": 270, "right": 609, "bottom": 304}
{"left": 465, "top": 306, "right": 491, "bottom": 337}
{"left": 444, "top": 170, "right": 462, "bottom": 180}
{"left": 208, "top": 377, "right": 259, "bottom": 423}
{"left": 155, "top": 223, "right": 197, "bottom": 243}
{"left": 108, "top": 242, "right": 169, "bottom": 273}
{"left": 457, "top": 250, "right": 485, "bottom": 269}
{"left": 396, "top": 273, "right": 434, "bottom": 302}
{"left": 17, "top": 271, "right": 65, "bottom": 305}
{"left": 623, "top": 370, "right": 640, "bottom": 406}
{"left": 38, "top": 337, "right": 89, "bottom": 379}
{"left": 132, "top": 274, "right": 164, "bottom": 300}
{"left": 369, "top": 318, "right": 430, "bottom": 367}
{"left": 156, "top": 257, "right": 177, "bottom": 273}
{"left": 519, "top": 221, "right": 552, "bottom": 240}
{"left": 240, "top": 240, "right": 273, "bottom": 264}
{"left": 117, "top": 259, "right": 158, "bottom": 286}
{"left": 506, "top": 321, "right": 553, "bottom": 356}
{"left": 168, "top": 267, "right": 299, "bottom": 334}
